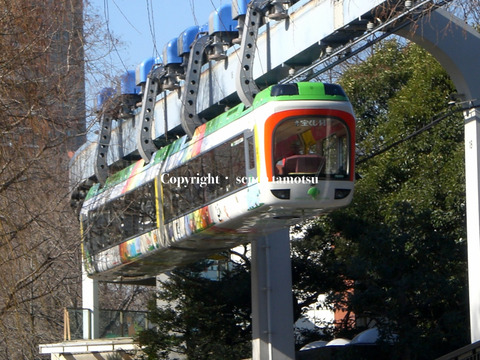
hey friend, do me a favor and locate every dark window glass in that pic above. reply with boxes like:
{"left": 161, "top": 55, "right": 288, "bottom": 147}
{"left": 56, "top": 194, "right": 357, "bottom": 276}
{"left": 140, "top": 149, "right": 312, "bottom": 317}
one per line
{"left": 163, "top": 135, "right": 247, "bottom": 221}
{"left": 247, "top": 136, "right": 255, "bottom": 170}
{"left": 83, "top": 182, "right": 156, "bottom": 254}
{"left": 273, "top": 116, "right": 349, "bottom": 179}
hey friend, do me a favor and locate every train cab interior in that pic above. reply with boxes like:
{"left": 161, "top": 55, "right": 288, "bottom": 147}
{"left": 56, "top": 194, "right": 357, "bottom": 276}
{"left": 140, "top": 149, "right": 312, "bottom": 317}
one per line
{"left": 273, "top": 116, "right": 349, "bottom": 179}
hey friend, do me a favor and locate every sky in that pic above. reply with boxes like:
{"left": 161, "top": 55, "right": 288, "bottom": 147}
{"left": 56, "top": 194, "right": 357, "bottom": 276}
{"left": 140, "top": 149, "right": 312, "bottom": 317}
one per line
{"left": 88, "top": 0, "right": 226, "bottom": 77}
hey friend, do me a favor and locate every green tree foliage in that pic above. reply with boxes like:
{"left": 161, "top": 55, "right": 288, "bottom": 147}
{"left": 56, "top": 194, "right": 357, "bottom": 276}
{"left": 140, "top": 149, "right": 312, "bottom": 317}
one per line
{"left": 137, "top": 260, "right": 252, "bottom": 360}
{"left": 298, "top": 39, "right": 468, "bottom": 359}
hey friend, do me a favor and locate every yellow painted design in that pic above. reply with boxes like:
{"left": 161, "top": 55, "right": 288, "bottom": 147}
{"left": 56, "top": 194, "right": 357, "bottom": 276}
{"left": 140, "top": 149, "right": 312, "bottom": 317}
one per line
{"left": 301, "top": 130, "right": 316, "bottom": 151}
{"left": 155, "top": 177, "right": 163, "bottom": 227}
{"left": 254, "top": 124, "right": 261, "bottom": 181}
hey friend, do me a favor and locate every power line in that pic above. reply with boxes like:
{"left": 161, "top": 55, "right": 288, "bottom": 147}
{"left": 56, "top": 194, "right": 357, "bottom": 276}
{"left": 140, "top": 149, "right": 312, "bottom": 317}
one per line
{"left": 103, "top": 0, "right": 128, "bottom": 72}
{"left": 145, "top": 0, "right": 160, "bottom": 59}
{"left": 111, "top": 0, "right": 141, "bottom": 35}
{"left": 356, "top": 104, "right": 474, "bottom": 165}
{"left": 189, "top": 0, "right": 198, "bottom": 25}
{"left": 283, "top": 0, "right": 454, "bottom": 84}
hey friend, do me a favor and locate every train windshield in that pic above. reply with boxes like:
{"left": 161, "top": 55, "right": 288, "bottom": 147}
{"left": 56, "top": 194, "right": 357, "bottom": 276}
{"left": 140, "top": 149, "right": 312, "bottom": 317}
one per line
{"left": 273, "top": 116, "right": 350, "bottom": 179}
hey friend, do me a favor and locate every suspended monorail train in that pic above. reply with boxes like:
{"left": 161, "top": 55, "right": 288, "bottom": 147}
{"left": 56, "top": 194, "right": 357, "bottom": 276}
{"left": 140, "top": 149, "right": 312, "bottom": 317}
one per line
{"left": 81, "top": 82, "right": 356, "bottom": 282}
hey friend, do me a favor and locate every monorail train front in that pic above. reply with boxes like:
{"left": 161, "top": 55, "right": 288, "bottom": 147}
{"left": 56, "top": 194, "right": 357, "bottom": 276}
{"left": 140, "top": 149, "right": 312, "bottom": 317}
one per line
{"left": 236, "top": 83, "right": 355, "bottom": 225}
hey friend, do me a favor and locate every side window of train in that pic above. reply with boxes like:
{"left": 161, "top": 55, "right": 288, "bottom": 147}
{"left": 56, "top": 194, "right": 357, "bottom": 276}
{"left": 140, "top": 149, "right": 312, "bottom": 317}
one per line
{"left": 163, "top": 134, "right": 248, "bottom": 221}
{"left": 84, "top": 182, "right": 157, "bottom": 251}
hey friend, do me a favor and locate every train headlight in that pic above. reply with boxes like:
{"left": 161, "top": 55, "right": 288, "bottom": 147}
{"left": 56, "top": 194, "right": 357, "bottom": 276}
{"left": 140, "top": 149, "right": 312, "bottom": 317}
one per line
{"left": 334, "top": 188, "right": 351, "bottom": 199}
{"left": 307, "top": 187, "right": 320, "bottom": 199}
{"left": 271, "top": 189, "right": 290, "bottom": 199}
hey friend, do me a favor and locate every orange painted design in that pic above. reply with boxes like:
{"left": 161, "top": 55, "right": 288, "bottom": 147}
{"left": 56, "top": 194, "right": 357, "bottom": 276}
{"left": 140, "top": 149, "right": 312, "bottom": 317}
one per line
{"left": 264, "top": 109, "right": 356, "bottom": 181}
{"left": 122, "top": 159, "right": 146, "bottom": 193}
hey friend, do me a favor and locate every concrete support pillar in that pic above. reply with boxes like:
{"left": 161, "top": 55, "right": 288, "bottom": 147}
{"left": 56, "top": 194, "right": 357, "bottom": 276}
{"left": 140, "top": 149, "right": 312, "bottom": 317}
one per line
{"left": 82, "top": 265, "right": 99, "bottom": 339}
{"left": 465, "top": 108, "right": 480, "bottom": 341}
{"left": 251, "top": 229, "right": 295, "bottom": 360}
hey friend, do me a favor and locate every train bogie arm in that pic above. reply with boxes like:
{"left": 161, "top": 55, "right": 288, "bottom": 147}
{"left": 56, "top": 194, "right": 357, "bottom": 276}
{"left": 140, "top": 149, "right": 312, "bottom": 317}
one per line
{"left": 236, "top": 0, "right": 291, "bottom": 107}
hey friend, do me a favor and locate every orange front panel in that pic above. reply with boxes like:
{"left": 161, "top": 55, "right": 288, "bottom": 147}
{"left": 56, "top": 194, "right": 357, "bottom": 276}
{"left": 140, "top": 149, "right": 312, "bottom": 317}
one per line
{"left": 263, "top": 108, "right": 356, "bottom": 181}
